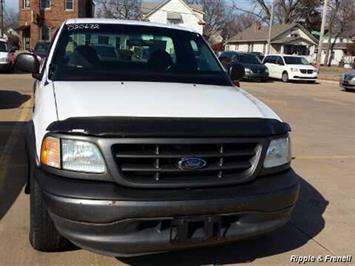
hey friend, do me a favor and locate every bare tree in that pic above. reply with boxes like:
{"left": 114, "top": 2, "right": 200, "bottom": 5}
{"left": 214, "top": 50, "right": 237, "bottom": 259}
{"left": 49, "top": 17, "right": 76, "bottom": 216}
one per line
{"left": 233, "top": 0, "right": 320, "bottom": 26}
{"left": 323, "top": 0, "right": 355, "bottom": 65}
{"left": 3, "top": 8, "right": 18, "bottom": 29}
{"left": 96, "top": 0, "right": 142, "bottom": 20}
{"left": 185, "top": 0, "right": 228, "bottom": 40}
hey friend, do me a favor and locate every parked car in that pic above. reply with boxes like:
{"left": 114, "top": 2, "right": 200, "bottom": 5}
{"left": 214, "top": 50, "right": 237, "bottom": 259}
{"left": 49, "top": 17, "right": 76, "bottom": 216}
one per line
{"left": 32, "top": 41, "right": 51, "bottom": 59}
{"left": 263, "top": 54, "right": 318, "bottom": 82}
{"left": 250, "top": 52, "right": 264, "bottom": 62}
{"left": 339, "top": 70, "right": 355, "bottom": 91}
{"left": 16, "top": 18, "right": 299, "bottom": 257}
{"left": 0, "top": 38, "right": 12, "bottom": 72}
{"left": 219, "top": 51, "right": 269, "bottom": 81}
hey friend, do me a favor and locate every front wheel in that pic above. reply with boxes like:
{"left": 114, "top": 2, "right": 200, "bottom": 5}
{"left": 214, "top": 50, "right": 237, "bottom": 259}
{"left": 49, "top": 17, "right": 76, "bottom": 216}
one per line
{"left": 282, "top": 72, "right": 289, "bottom": 82}
{"left": 29, "top": 169, "right": 70, "bottom": 251}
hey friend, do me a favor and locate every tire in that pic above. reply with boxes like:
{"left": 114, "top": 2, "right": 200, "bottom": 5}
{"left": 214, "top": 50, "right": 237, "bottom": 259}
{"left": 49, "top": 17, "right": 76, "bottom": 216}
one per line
{"left": 29, "top": 168, "right": 70, "bottom": 251}
{"left": 282, "top": 72, "right": 289, "bottom": 82}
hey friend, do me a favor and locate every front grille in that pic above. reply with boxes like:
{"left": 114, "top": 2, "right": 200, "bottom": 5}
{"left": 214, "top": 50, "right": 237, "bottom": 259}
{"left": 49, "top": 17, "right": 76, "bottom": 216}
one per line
{"left": 300, "top": 69, "right": 313, "bottom": 74}
{"left": 112, "top": 141, "right": 262, "bottom": 186}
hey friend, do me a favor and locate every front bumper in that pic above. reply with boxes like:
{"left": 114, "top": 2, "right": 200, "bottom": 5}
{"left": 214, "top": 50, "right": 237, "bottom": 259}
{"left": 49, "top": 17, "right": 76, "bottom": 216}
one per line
{"left": 289, "top": 73, "right": 318, "bottom": 81}
{"left": 0, "top": 62, "right": 10, "bottom": 71}
{"left": 35, "top": 167, "right": 300, "bottom": 256}
{"left": 340, "top": 79, "right": 355, "bottom": 89}
{"left": 243, "top": 72, "right": 269, "bottom": 81}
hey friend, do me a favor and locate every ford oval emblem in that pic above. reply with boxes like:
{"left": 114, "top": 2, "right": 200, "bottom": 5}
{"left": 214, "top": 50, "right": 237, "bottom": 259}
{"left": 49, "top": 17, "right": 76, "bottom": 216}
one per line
{"left": 178, "top": 157, "right": 207, "bottom": 170}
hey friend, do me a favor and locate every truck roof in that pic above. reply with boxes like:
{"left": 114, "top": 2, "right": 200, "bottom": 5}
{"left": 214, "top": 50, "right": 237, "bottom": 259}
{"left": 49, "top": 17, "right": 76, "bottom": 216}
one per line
{"left": 265, "top": 54, "right": 307, "bottom": 58}
{"left": 64, "top": 18, "right": 198, "bottom": 34}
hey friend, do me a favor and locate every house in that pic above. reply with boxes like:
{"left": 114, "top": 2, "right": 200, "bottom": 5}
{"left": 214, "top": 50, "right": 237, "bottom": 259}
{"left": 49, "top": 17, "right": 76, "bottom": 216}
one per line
{"left": 141, "top": 0, "right": 205, "bottom": 34}
{"left": 320, "top": 29, "right": 355, "bottom": 66}
{"left": 18, "top": 0, "right": 95, "bottom": 50}
{"left": 225, "top": 23, "right": 318, "bottom": 61}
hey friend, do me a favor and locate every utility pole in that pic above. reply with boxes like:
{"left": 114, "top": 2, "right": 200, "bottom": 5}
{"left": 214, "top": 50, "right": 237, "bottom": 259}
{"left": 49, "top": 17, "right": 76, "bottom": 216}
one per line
{"left": 316, "top": 0, "right": 329, "bottom": 69}
{"left": 0, "top": 0, "right": 3, "bottom": 38}
{"left": 267, "top": 0, "right": 275, "bottom": 54}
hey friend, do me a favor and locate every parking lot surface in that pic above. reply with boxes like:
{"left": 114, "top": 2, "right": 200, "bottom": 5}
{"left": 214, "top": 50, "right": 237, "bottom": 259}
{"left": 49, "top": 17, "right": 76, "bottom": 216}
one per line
{"left": 0, "top": 75, "right": 354, "bottom": 266}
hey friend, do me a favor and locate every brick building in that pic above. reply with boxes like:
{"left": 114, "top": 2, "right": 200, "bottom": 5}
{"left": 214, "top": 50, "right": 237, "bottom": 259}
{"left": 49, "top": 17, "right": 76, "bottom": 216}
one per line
{"left": 18, "top": 0, "right": 94, "bottom": 50}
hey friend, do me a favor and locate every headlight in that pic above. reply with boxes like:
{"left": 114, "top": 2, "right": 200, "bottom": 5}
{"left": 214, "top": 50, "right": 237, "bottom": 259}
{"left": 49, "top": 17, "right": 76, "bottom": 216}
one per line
{"left": 40, "top": 137, "right": 106, "bottom": 173}
{"left": 264, "top": 137, "right": 291, "bottom": 168}
{"left": 245, "top": 68, "right": 253, "bottom": 74}
{"left": 290, "top": 68, "right": 298, "bottom": 72}
{"left": 62, "top": 139, "right": 106, "bottom": 173}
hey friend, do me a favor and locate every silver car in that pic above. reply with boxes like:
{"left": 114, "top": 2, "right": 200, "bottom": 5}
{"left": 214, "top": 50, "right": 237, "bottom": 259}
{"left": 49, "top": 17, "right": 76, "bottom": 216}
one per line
{"left": 340, "top": 70, "right": 355, "bottom": 91}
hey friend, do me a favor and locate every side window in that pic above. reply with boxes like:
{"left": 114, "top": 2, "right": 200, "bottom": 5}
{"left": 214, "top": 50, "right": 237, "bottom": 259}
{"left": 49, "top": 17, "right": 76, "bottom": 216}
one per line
{"left": 190, "top": 39, "right": 219, "bottom": 71}
{"left": 264, "top": 56, "right": 272, "bottom": 64}
{"left": 232, "top": 54, "right": 238, "bottom": 62}
{"left": 276, "top": 56, "right": 284, "bottom": 65}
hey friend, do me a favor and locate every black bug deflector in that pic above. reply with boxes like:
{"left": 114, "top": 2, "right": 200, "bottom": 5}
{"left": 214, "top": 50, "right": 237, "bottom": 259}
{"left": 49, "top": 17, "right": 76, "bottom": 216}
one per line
{"left": 46, "top": 117, "right": 290, "bottom": 137}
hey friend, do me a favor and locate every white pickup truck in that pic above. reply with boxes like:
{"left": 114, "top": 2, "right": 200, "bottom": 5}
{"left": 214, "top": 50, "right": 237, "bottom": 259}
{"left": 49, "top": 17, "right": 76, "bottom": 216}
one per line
{"left": 16, "top": 19, "right": 299, "bottom": 257}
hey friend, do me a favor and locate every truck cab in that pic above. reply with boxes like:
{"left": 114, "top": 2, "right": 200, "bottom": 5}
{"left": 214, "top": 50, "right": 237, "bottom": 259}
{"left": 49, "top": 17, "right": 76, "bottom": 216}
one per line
{"left": 16, "top": 19, "right": 299, "bottom": 257}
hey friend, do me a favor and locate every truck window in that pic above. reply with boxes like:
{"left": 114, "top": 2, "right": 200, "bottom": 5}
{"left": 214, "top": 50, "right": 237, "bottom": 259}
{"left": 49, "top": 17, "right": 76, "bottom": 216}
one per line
{"left": 50, "top": 24, "right": 229, "bottom": 86}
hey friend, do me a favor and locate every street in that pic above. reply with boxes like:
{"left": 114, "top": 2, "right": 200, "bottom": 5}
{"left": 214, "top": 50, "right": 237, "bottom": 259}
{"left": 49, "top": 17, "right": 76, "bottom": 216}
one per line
{"left": 0, "top": 74, "right": 354, "bottom": 266}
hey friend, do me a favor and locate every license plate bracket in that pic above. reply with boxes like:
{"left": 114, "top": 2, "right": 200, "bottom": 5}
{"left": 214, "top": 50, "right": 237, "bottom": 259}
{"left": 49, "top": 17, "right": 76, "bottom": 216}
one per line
{"left": 170, "top": 216, "right": 221, "bottom": 244}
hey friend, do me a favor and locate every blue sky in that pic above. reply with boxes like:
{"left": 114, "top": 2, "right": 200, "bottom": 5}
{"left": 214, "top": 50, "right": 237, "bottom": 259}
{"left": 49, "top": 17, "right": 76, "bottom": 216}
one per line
{"left": 5, "top": 0, "right": 253, "bottom": 12}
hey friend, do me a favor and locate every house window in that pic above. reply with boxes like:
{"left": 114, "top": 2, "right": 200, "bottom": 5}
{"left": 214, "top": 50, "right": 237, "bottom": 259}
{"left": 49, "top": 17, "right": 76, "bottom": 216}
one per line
{"left": 23, "top": 0, "right": 30, "bottom": 8}
{"left": 40, "top": 24, "right": 50, "bottom": 41}
{"left": 167, "top": 12, "right": 183, "bottom": 25}
{"left": 65, "top": 0, "right": 74, "bottom": 10}
{"left": 40, "top": 0, "right": 51, "bottom": 9}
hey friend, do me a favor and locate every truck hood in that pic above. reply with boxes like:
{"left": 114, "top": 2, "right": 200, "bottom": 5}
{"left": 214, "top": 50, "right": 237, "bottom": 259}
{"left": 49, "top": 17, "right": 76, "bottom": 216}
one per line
{"left": 287, "top": 64, "right": 316, "bottom": 70}
{"left": 52, "top": 81, "right": 280, "bottom": 121}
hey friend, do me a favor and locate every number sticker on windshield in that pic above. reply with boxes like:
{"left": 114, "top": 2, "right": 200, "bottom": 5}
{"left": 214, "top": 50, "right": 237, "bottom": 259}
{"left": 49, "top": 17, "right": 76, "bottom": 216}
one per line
{"left": 67, "top": 24, "right": 100, "bottom": 31}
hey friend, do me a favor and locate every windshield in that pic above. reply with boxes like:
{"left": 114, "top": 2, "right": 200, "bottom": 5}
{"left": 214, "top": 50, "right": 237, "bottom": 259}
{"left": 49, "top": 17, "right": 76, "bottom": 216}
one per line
{"left": 35, "top": 42, "right": 50, "bottom": 52}
{"left": 283, "top": 56, "right": 310, "bottom": 65}
{"left": 238, "top": 54, "right": 261, "bottom": 64}
{"left": 50, "top": 24, "right": 229, "bottom": 85}
{"left": 0, "top": 41, "right": 7, "bottom": 52}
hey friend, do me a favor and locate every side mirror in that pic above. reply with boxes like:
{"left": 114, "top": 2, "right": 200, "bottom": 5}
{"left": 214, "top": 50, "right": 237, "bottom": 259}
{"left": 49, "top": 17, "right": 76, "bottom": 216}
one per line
{"left": 15, "top": 53, "right": 41, "bottom": 79}
{"left": 230, "top": 62, "right": 245, "bottom": 81}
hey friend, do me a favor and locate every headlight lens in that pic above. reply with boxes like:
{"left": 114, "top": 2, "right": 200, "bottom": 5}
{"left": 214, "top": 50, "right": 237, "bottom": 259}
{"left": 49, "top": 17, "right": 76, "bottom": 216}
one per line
{"left": 264, "top": 137, "right": 291, "bottom": 168}
{"left": 245, "top": 68, "right": 252, "bottom": 74}
{"left": 290, "top": 68, "right": 298, "bottom": 72}
{"left": 62, "top": 139, "right": 106, "bottom": 173}
{"left": 40, "top": 137, "right": 106, "bottom": 173}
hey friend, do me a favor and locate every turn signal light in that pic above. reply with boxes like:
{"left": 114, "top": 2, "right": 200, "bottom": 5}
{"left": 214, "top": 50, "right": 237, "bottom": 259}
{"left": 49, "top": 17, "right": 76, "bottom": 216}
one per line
{"left": 40, "top": 137, "right": 60, "bottom": 168}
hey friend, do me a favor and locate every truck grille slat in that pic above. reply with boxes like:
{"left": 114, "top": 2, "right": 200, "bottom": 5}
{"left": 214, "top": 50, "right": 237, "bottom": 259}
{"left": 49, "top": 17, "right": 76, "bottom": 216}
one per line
{"left": 114, "top": 149, "right": 255, "bottom": 158}
{"left": 121, "top": 161, "right": 252, "bottom": 173}
{"left": 112, "top": 141, "right": 262, "bottom": 186}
